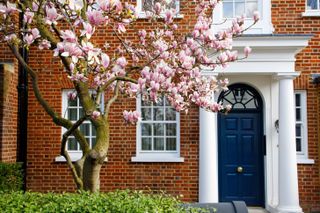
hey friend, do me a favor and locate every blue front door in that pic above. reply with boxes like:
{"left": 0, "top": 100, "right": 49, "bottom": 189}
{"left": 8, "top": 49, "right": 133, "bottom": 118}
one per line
{"left": 217, "top": 83, "right": 265, "bottom": 206}
{"left": 218, "top": 112, "right": 264, "bottom": 206}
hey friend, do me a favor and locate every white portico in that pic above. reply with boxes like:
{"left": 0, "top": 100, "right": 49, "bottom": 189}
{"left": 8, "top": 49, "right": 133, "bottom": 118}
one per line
{"left": 199, "top": 35, "right": 311, "bottom": 213}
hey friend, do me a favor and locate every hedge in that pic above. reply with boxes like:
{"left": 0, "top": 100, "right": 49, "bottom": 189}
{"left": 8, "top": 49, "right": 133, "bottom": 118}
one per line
{"left": 0, "top": 162, "right": 23, "bottom": 191}
{"left": 0, "top": 190, "right": 207, "bottom": 213}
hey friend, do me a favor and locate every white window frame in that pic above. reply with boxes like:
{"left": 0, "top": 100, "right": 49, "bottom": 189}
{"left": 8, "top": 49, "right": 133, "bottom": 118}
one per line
{"left": 131, "top": 96, "right": 184, "bottom": 162}
{"left": 302, "top": 0, "right": 320, "bottom": 17}
{"left": 295, "top": 90, "right": 314, "bottom": 164}
{"left": 55, "top": 89, "right": 104, "bottom": 162}
{"left": 136, "top": 0, "right": 183, "bottom": 19}
{"left": 212, "top": 0, "right": 273, "bottom": 34}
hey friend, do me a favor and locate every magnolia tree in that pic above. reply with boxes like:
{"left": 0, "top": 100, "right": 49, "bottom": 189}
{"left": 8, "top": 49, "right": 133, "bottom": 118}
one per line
{"left": 0, "top": 0, "right": 258, "bottom": 192}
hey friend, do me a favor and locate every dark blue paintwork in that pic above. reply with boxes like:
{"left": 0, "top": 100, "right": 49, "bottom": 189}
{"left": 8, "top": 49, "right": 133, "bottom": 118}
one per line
{"left": 218, "top": 112, "right": 264, "bottom": 206}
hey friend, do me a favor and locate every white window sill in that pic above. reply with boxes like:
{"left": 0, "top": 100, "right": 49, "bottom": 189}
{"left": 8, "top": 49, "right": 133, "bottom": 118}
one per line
{"left": 302, "top": 10, "right": 320, "bottom": 17}
{"left": 131, "top": 156, "right": 184, "bottom": 163}
{"left": 137, "top": 13, "right": 184, "bottom": 19}
{"left": 297, "top": 158, "right": 315, "bottom": 164}
{"left": 55, "top": 154, "right": 108, "bottom": 162}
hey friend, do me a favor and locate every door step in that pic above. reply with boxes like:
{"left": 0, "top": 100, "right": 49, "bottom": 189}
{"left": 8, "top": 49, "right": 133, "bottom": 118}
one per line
{"left": 248, "top": 207, "right": 269, "bottom": 213}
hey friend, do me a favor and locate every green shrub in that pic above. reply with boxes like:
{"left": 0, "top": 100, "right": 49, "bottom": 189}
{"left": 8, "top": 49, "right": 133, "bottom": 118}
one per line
{"left": 0, "top": 190, "right": 206, "bottom": 213}
{"left": 0, "top": 162, "right": 23, "bottom": 191}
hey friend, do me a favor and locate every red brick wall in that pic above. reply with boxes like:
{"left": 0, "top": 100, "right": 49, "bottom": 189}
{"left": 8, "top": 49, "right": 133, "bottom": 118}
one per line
{"left": 272, "top": 0, "right": 320, "bottom": 211}
{"left": 0, "top": 43, "right": 19, "bottom": 163}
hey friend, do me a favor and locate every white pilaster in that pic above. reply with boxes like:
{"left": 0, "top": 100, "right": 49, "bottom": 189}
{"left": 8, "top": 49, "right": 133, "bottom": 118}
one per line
{"left": 276, "top": 73, "right": 303, "bottom": 213}
{"left": 199, "top": 108, "right": 219, "bottom": 203}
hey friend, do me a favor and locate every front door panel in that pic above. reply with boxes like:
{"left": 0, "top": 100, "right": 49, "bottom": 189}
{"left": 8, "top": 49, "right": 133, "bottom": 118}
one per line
{"left": 218, "top": 112, "right": 264, "bottom": 206}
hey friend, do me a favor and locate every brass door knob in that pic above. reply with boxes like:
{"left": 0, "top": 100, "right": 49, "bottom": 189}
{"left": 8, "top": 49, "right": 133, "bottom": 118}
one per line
{"left": 237, "top": 166, "right": 243, "bottom": 173}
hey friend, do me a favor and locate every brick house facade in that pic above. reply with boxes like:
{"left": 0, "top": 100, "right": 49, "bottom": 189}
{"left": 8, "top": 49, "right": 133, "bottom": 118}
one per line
{"left": 0, "top": 0, "right": 320, "bottom": 212}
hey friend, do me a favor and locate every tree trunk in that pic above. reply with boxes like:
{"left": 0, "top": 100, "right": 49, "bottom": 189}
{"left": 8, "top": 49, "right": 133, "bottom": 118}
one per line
{"left": 82, "top": 122, "right": 109, "bottom": 192}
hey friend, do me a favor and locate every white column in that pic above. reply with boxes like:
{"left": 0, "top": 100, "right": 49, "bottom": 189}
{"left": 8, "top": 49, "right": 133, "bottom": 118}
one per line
{"left": 276, "top": 73, "right": 302, "bottom": 213}
{"left": 199, "top": 108, "right": 219, "bottom": 203}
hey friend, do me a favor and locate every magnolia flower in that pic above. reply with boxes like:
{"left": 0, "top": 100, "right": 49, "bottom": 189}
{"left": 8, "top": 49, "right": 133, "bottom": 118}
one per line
{"left": 117, "top": 23, "right": 126, "bottom": 33}
{"left": 116, "top": 57, "right": 127, "bottom": 68}
{"left": 38, "top": 40, "right": 51, "bottom": 50}
{"left": 97, "top": 0, "right": 110, "bottom": 11}
{"left": 69, "top": 0, "right": 84, "bottom": 11}
{"left": 67, "top": 92, "right": 77, "bottom": 100}
{"left": 123, "top": 110, "right": 141, "bottom": 124}
{"left": 253, "top": 11, "right": 260, "bottom": 22}
{"left": 101, "top": 53, "right": 110, "bottom": 68}
{"left": 23, "top": 10, "right": 34, "bottom": 24}
{"left": 80, "top": 22, "right": 95, "bottom": 39}
{"left": 91, "top": 111, "right": 101, "bottom": 120}
{"left": 87, "top": 9, "right": 107, "bottom": 26}
{"left": 60, "top": 30, "right": 77, "bottom": 43}
{"left": 45, "top": 6, "right": 59, "bottom": 25}
{"left": 164, "top": 10, "right": 174, "bottom": 24}
{"left": 154, "top": 2, "right": 162, "bottom": 15}
{"left": 244, "top": 46, "right": 252, "bottom": 57}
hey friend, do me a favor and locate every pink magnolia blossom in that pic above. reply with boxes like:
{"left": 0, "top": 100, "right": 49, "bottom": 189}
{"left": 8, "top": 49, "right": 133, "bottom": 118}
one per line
{"left": 244, "top": 46, "right": 252, "bottom": 57}
{"left": 97, "top": 0, "right": 110, "bottom": 11}
{"left": 23, "top": 10, "right": 34, "bottom": 24}
{"left": 164, "top": 10, "right": 174, "bottom": 24}
{"left": 117, "top": 23, "right": 126, "bottom": 33}
{"left": 101, "top": 53, "right": 110, "bottom": 68}
{"left": 45, "top": 6, "right": 59, "bottom": 25}
{"left": 91, "top": 111, "right": 101, "bottom": 120}
{"left": 67, "top": 92, "right": 77, "bottom": 100}
{"left": 154, "top": 2, "right": 162, "bottom": 15}
{"left": 80, "top": 22, "right": 95, "bottom": 39}
{"left": 87, "top": 9, "right": 107, "bottom": 26}
{"left": 60, "top": 30, "right": 77, "bottom": 43}
{"left": 38, "top": 40, "right": 51, "bottom": 50}
{"left": 253, "top": 11, "right": 260, "bottom": 22}
{"left": 123, "top": 110, "right": 141, "bottom": 124}
{"left": 116, "top": 57, "right": 127, "bottom": 68}
{"left": 69, "top": 0, "right": 84, "bottom": 11}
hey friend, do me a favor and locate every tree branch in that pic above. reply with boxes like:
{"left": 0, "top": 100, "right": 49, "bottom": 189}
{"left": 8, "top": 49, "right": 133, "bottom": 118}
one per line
{"left": 8, "top": 44, "right": 90, "bottom": 154}
{"left": 60, "top": 115, "right": 88, "bottom": 189}
{"left": 104, "top": 82, "right": 120, "bottom": 119}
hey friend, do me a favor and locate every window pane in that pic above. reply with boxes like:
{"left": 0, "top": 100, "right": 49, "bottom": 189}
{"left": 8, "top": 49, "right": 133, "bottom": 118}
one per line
{"left": 223, "top": 2, "right": 233, "bottom": 18}
{"left": 142, "top": 99, "right": 151, "bottom": 106}
{"left": 91, "top": 138, "right": 96, "bottom": 148}
{"left": 154, "top": 123, "right": 164, "bottom": 136}
{"left": 235, "top": 2, "right": 245, "bottom": 16}
{"left": 141, "top": 123, "right": 152, "bottom": 136}
{"left": 165, "top": 108, "right": 176, "bottom": 120}
{"left": 295, "top": 94, "right": 301, "bottom": 106}
{"left": 68, "top": 108, "right": 78, "bottom": 120}
{"left": 246, "top": 2, "right": 258, "bottom": 17}
{"left": 155, "top": 97, "right": 164, "bottom": 106}
{"left": 166, "top": 123, "right": 177, "bottom": 136}
{"left": 68, "top": 98, "right": 77, "bottom": 107}
{"left": 307, "top": 0, "right": 318, "bottom": 10}
{"left": 296, "top": 124, "right": 302, "bottom": 137}
{"left": 296, "top": 138, "right": 302, "bottom": 152}
{"left": 141, "top": 108, "right": 152, "bottom": 120}
{"left": 154, "top": 108, "right": 164, "bottom": 120}
{"left": 154, "top": 138, "right": 164, "bottom": 150}
{"left": 68, "top": 138, "right": 78, "bottom": 150}
{"left": 166, "top": 138, "right": 176, "bottom": 151}
{"left": 296, "top": 108, "right": 301, "bottom": 121}
{"left": 80, "top": 123, "right": 90, "bottom": 136}
{"left": 79, "top": 108, "right": 85, "bottom": 117}
{"left": 92, "top": 126, "right": 96, "bottom": 136}
{"left": 142, "top": 138, "right": 152, "bottom": 150}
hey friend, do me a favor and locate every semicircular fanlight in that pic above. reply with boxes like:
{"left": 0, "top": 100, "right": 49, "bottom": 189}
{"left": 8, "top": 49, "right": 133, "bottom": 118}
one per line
{"left": 218, "top": 84, "right": 262, "bottom": 111}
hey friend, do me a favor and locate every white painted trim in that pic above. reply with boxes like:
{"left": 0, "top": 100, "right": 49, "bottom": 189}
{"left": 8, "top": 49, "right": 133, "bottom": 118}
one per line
{"left": 131, "top": 156, "right": 184, "bottom": 162}
{"left": 136, "top": 0, "right": 183, "bottom": 19}
{"left": 302, "top": 10, "right": 320, "bottom": 17}
{"left": 55, "top": 155, "right": 108, "bottom": 162}
{"left": 55, "top": 89, "right": 104, "bottom": 163}
{"left": 297, "top": 158, "right": 315, "bottom": 164}
{"left": 212, "top": 0, "right": 273, "bottom": 34}
{"left": 132, "top": 96, "right": 182, "bottom": 162}
{"left": 294, "top": 90, "right": 310, "bottom": 161}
